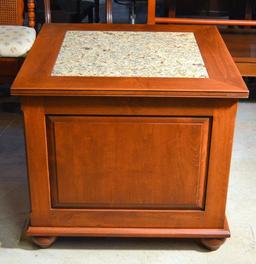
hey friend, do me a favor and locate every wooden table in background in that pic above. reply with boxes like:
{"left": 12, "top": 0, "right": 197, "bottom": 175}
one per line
{"left": 12, "top": 24, "right": 248, "bottom": 250}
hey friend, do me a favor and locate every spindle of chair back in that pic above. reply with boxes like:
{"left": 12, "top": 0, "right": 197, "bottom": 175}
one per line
{"left": 0, "top": 0, "right": 36, "bottom": 27}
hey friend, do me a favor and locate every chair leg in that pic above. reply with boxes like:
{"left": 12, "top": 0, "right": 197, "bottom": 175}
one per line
{"left": 106, "top": 0, "right": 113, "bottom": 23}
{"left": 88, "top": 8, "right": 94, "bottom": 23}
{"left": 129, "top": 0, "right": 136, "bottom": 24}
{"left": 168, "top": 0, "right": 176, "bottom": 17}
{"left": 245, "top": 0, "right": 253, "bottom": 20}
{"left": 94, "top": 0, "right": 100, "bottom": 22}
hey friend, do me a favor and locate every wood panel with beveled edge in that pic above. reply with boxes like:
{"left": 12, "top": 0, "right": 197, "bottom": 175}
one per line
{"left": 46, "top": 115, "right": 210, "bottom": 210}
{"left": 22, "top": 97, "right": 237, "bottom": 229}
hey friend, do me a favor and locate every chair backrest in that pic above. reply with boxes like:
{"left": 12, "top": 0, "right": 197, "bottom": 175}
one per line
{"left": 147, "top": 0, "right": 256, "bottom": 26}
{"left": 0, "top": 0, "right": 24, "bottom": 25}
{"left": 0, "top": 0, "right": 36, "bottom": 27}
{"left": 0, "top": 0, "right": 51, "bottom": 27}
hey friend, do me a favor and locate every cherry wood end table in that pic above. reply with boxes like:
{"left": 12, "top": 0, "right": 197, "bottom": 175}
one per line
{"left": 12, "top": 24, "right": 248, "bottom": 250}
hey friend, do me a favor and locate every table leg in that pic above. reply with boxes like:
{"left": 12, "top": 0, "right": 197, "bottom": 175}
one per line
{"left": 31, "top": 236, "right": 57, "bottom": 249}
{"left": 200, "top": 238, "right": 226, "bottom": 251}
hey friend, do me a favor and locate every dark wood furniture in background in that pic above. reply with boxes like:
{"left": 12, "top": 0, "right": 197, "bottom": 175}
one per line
{"left": 0, "top": 0, "right": 35, "bottom": 85}
{"left": 12, "top": 23, "right": 248, "bottom": 250}
{"left": 166, "top": 0, "right": 253, "bottom": 18}
{"left": 148, "top": 0, "right": 256, "bottom": 77}
{"left": 222, "top": 28, "right": 256, "bottom": 77}
{"left": 37, "top": 0, "right": 100, "bottom": 24}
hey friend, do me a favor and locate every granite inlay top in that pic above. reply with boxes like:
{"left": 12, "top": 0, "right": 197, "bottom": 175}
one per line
{"left": 52, "top": 31, "right": 209, "bottom": 78}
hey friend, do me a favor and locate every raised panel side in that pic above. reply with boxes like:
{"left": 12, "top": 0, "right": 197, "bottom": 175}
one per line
{"left": 46, "top": 116, "right": 211, "bottom": 210}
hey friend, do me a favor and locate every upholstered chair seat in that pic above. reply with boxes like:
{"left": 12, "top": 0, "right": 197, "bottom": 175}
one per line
{"left": 0, "top": 25, "right": 36, "bottom": 57}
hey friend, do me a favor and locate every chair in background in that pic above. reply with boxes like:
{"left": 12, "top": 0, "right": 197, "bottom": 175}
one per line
{"left": 36, "top": 0, "right": 100, "bottom": 25}
{"left": 0, "top": 0, "right": 36, "bottom": 86}
{"left": 147, "top": 0, "right": 256, "bottom": 78}
{"left": 105, "top": 0, "right": 147, "bottom": 24}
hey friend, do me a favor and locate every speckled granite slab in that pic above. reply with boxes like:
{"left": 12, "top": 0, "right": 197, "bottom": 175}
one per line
{"left": 52, "top": 31, "right": 209, "bottom": 78}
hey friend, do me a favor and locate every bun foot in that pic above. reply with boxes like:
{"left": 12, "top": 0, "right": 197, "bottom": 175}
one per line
{"left": 31, "top": 236, "right": 57, "bottom": 248}
{"left": 199, "top": 238, "right": 226, "bottom": 251}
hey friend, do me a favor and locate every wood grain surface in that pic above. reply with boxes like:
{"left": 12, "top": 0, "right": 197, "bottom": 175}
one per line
{"left": 22, "top": 97, "right": 237, "bottom": 230}
{"left": 16, "top": 24, "right": 245, "bottom": 249}
{"left": 47, "top": 116, "right": 210, "bottom": 210}
{"left": 12, "top": 24, "right": 248, "bottom": 98}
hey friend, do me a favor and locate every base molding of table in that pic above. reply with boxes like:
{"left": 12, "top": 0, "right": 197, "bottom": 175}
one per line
{"left": 27, "top": 219, "right": 230, "bottom": 239}
{"left": 27, "top": 217, "right": 230, "bottom": 250}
